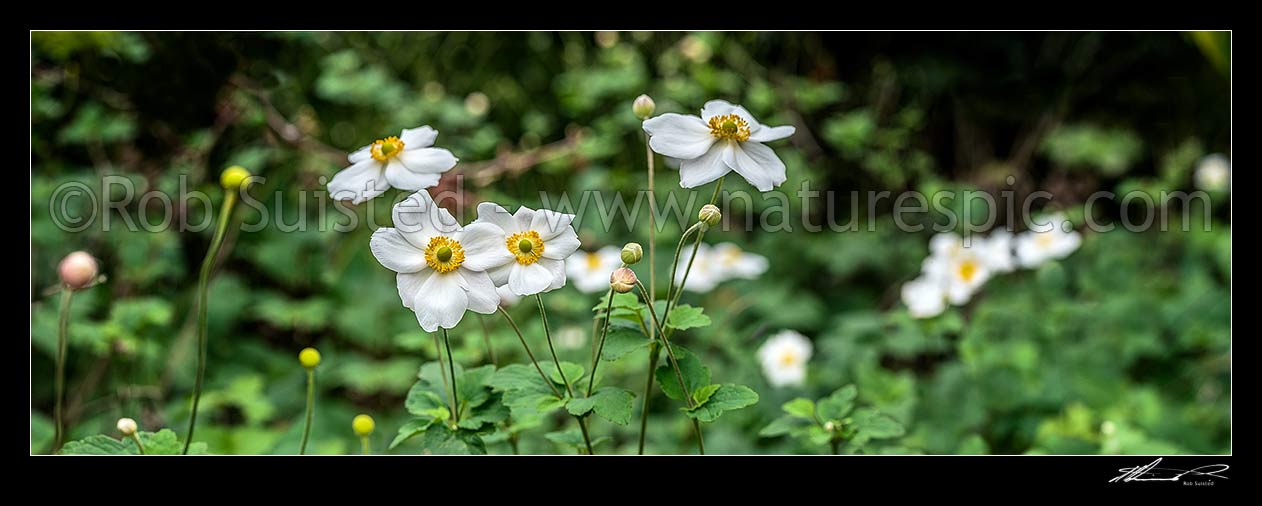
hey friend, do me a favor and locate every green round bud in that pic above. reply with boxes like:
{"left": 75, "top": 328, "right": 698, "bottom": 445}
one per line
{"left": 632, "top": 94, "right": 656, "bottom": 120}
{"left": 220, "top": 165, "right": 252, "bottom": 191}
{"left": 621, "top": 242, "right": 643, "bottom": 265}
{"left": 299, "top": 347, "right": 321, "bottom": 369}
{"left": 699, "top": 204, "right": 722, "bottom": 227}
{"left": 352, "top": 414, "right": 375, "bottom": 437}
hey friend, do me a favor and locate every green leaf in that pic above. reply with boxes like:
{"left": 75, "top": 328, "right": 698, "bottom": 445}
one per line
{"left": 59, "top": 429, "right": 205, "bottom": 455}
{"left": 600, "top": 324, "right": 651, "bottom": 361}
{"left": 816, "top": 385, "right": 858, "bottom": 420}
{"left": 457, "top": 364, "right": 497, "bottom": 410}
{"left": 405, "top": 385, "right": 449, "bottom": 418}
{"left": 566, "top": 387, "right": 635, "bottom": 425}
{"left": 60, "top": 435, "right": 129, "bottom": 455}
{"left": 542, "top": 361, "right": 585, "bottom": 387}
{"left": 760, "top": 415, "right": 803, "bottom": 437}
{"left": 692, "top": 384, "right": 722, "bottom": 406}
{"left": 782, "top": 398, "right": 817, "bottom": 420}
{"left": 545, "top": 429, "right": 612, "bottom": 452}
{"left": 684, "top": 384, "right": 760, "bottom": 423}
{"left": 414, "top": 427, "right": 487, "bottom": 455}
{"left": 139, "top": 429, "right": 200, "bottom": 455}
{"left": 390, "top": 418, "right": 438, "bottom": 449}
{"left": 458, "top": 396, "right": 510, "bottom": 431}
{"left": 593, "top": 292, "right": 645, "bottom": 322}
{"left": 666, "top": 304, "right": 710, "bottom": 331}
{"left": 655, "top": 346, "right": 710, "bottom": 402}
{"left": 489, "top": 364, "right": 553, "bottom": 395}
{"left": 852, "top": 408, "right": 905, "bottom": 440}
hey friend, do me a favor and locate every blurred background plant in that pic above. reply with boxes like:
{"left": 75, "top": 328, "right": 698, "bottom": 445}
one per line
{"left": 31, "top": 31, "right": 1230, "bottom": 454}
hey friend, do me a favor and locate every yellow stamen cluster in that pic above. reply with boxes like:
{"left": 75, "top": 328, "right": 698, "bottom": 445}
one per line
{"left": 370, "top": 136, "right": 406, "bottom": 162}
{"left": 707, "top": 114, "right": 751, "bottom": 142}
{"left": 506, "top": 230, "right": 545, "bottom": 265}
{"left": 585, "top": 253, "right": 602, "bottom": 270}
{"left": 779, "top": 351, "right": 798, "bottom": 367}
{"left": 424, "top": 236, "right": 465, "bottom": 273}
{"left": 957, "top": 259, "right": 979, "bottom": 283}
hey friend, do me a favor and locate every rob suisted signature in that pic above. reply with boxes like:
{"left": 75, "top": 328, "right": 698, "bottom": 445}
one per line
{"left": 1110, "top": 458, "right": 1229, "bottom": 483}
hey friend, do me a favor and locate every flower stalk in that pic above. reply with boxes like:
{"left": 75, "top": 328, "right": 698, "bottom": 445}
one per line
{"left": 535, "top": 295, "right": 595, "bottom": 455}
{"left": 52, "top": 288, "right": 73, "bottom": 454}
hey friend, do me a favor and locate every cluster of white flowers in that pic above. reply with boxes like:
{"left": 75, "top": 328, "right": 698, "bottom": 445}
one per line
{"left": 757, "top": 330, "right": 813, "bottom": 387}
{"left": 901, "top": 213, "right": 1082, "bottom": 319}
{"left": 675, "top": 242, "right": 769, "bottom": 292}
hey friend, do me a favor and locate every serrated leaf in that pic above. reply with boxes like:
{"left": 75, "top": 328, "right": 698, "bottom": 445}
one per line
{"left": 666, "top": 305, "right": 710, "bottom": 331}
{"left": 760, "top": 415, "right": 804, "bottom": 437}
{"left": 405, "top": 385, "right": 448, "bottom": 417}
{"left": 457, "top": 364, "right": 497, "bottom": 410}
{"left": 692, "top": 384, "right": 722, "bottom": 405}
{"left": 817, "top": 385, "right": 858, "bottom": 420}
{"left": 59, "top": 435, "right": 129, "bottom": 455}
{"left": 684, "top": 384, "right": 759, "bottom": 423}
{"left": 566, "top": 387, "right": 635, "bottom": 425}
{"left": 852, "top": 408, "right": 905, "bottom": 440}
{"left": 390, "top": 418, "right": 438, "bottom": 449}
{"left": 541, "top": 361, "right": 584, "bottom": 387}
{"left": 782, "top": 398, "right": 817, "bottom": 420}
{"left": 489, "top": 364, "right": 553, "bottom": 395}
{"left": 458, "top": 397, "right": 510, "bottom": 430}
{"left": 600, "top": 324, "right": 651, "bottom": 361}
{"left": 414, "top": 427, "right": 486, "bottom": 455}
{"left": 655, "top": 346, "right": 710, "bottom": 402}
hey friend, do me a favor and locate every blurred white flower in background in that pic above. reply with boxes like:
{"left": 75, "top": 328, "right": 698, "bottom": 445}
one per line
{"left": 711, "top": 242, "right": 769, "bottom": 280}
{"left": 1194, "top": 153, "right": 1231, "bottom": 192}
{"left": 976, "top": 230, "right": 1016, "bottom": 274}
{"left": 496, "top": 285, "right": 520, "bottom": 307}
{"left": 555, "top": 325, "right": 587, "bottom": 350}
{"left": 675, "top": 242, "right": 769, "bottom": 293}
{"left": 1015, "top": 213, "right": 1082, "bottom": 268}
{"left": 328, "top": 125, "right": 458, "bottom": 204}
{"left": 901, "top": 276, "right": 947, "bottom": 319}
{"left": 757, "top": 330, "right": 813, "bottom": 387}
{"left": 566, "top": 246, "right": 624, "bottom": 293}
{"left": 642, "top": 99, "right": 795, "bottom": 192}
{"left": 924, "top": 244, "right": 991, "bottom": 305}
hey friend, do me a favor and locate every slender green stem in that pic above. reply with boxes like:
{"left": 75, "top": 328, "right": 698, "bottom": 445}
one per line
{"left": 431, "top": 331, "right": 453, "bottom": 411}
{"left": 665, "top": 176, "right": 725, "bottom": 318}
{"left": 586, "top": 288, "right": 616, "bottom": 398}
{"left": 478, "top": 314, "right": 497, "bottom": 366}
{"left": 52, "top": 289, "right": 73, "bottom": 454}
{"left": 299, "top": 369, "right": 315, "bottom": 454}
{"left": 637, "top": 342, "right": 660, "bottom": 455}
{"left": 665, "top": 222, "right": 706, "bottom": 307}
{"left": 184, "top": 191, "right": 238, "bottom": 455}
{"left": 440, "top": 328, "right": 461, "bottom": 423}
{"left": 497, "top": 307, "right": 561, "bottom": 398}
{"left": 535, "top": 295, "right": 595, "bottom": 455}
{"left": 131, "top": 433, "right": 146, "bottom": 455}
{"left": 830, "top": 439, "right": 841, "bottom": 455}
{"left": 361, "top": 436, "right": 371, "bottom": 455}
{"left": 637, "top": 281, "right": 705, "bottom": 454}
{"left": 645, "top": 131, "right": 657, "bottom": 352}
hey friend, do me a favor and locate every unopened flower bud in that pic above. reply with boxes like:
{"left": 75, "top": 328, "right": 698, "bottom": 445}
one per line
{"left": 220, "top": 165, "right": 252, "bottom": 191}
{"left": 299, "top": 347, "right": 321, "bottom": 369}
{"left": 610, "top": 267, "right": 638, "bottom": 294}
{"left": 352, "top": 414, "right": 376, "bottom": 437}
{"left": 823, "top": 421, "right": 836, "bottom": 432}
{"left": 58, "top": 251, "right": 99, "bottom": 290}
{"left": 699, "top": 204, "right": 722, "bottom": 227}
{"left": 117, "top": 417, "right": 138, "bottom": 436}
{"left": 621, "top": 242, "right": 643, "bottom": 265}
{"left": 632, "top": 94, "right": 656, "bottom": 119}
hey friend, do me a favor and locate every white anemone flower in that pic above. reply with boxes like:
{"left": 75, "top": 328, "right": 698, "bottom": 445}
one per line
{"left": 328, "top": 126, "right": 459, "bottom": 204}
{"left": 1194, "top": 153, "right": 1231, "bottom": 192}
{"left": 565, "top": 246, "right": 624, "bottom": 293}
{"left": 468, "top": 203, "right": 581, "bottom": 296}
{"left": 642, "top": 99, "right": 795, "bottom": 192}
{"left": 369, "top": 191, "right": 500, "bottom": 332}
{"left": 923, "top": 243, "right": 991, "bottom": 306}
{"left": 711, "top": 242, "right": 769, "bottom": 280}
{"left": 976, "top": 230, "right": 1016, "bottom": 274}
{"left": 757, "top": 330, "right": 813, "bottom": 388}
{"left": 901, "top": 276, "right": 947, "bottom": 319}
{"left": 674, "top": 243, "right": 722, "bottom": 293}
{"left": 1015, "top": 213, "right": 1082, "bottom": 268}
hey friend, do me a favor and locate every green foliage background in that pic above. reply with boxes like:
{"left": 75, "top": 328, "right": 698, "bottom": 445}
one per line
{"left": 31, "top": 32, "right": 1230, "bottom": 454}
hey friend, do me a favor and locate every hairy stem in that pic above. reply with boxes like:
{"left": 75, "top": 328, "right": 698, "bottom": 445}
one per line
{"left": 184, "top": 191, "right": 238, "bottom": 454}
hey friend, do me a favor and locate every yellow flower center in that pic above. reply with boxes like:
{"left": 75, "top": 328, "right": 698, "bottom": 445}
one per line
{"left": 424, "top": 236, "right": 465, "bottom": 273}
{"left": 720, "top": 248, "right": 741, "bottom": 267}
{"left": 585, "top": 252, "right": 602, "bottom": 270}
{"left": 1036, "top": 233, "right": 1055, "bottom": 249}
{"left": 506, "top": 230, "right": 545, "bottom": 265}
{"left": 707, "top": 114, "right": 751, "bottom": 142}
{"left": 370, "top": 136, "right": 406, "bottom": 162}
{"left": 779, "top": 351, "right": 798, "bottom": 367}
{"left": 957, "top": 259, "right": 978, "bottom": 283}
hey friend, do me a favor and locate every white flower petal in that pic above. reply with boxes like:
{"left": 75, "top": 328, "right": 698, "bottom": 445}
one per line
{"left": 541, "top": 227, "right": 581, "bottom": 260}
{"left": 458, "top": 222, "right": 514, "bottom": 271}
{"left": 511, "top": 206, "right": 535, "bottom": 233}
{"left": 541, "top": 258, "right": 567, "bottom": 291}
{"left": 726, "top": 141, "right": 786, "bottom": 192}
{"left": 679, "top": 142, "right": 733, "bottom": 188}
{"left": 509, "top": 262, "right": 555, "bottom": 296}
{"left": 327, "top": 160, "right": 388, "bottom": 204}
{"left": 475, "top": 202, "right": 520, "bottom": 235}
{"left": 488, "top": 263, "right": 514, "bottom": 287}
{"left": 400, "top": 125, "right": 439, "bottom": 148}
{"left": 398, "top": 147, "right": 458, "bottom": 174}
{"left": 700, "top": 99, "right": 737, "bottom": 119}
{"left": 461, "top": 269, "right": 500, "bottom": 315}
{"left": 393, "top": 191, "right": 461, "bottom": 249}
{"left": 643, "top": 113, "right": 716, "bottom": 160}
{"left": 748, "top": 124, "right": 796, "bottom": 143}
{"left": 397, "top": 270, "right": 432, "bottom": 310}
{"left": 349, "top": 144, "right": 374, "bottom": 163}
{"left": 385, "top": 160, "right": 442, "bottom": 190}
{"left": 529, "top": 209, "right": 577, "bottom": 241}
{"left": 370, "top": 228, "right": 427, "bottom": 273}
{"left": 414, "top": 272, "right": 469, "bottom": 332}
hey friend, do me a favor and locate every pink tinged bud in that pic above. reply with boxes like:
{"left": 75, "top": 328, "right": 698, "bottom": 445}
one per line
{"left": 58, "top": 251, "right": 99, "bottom": 290}
{"left": 610, "top": 267, "right": 638, "bottom": 294}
